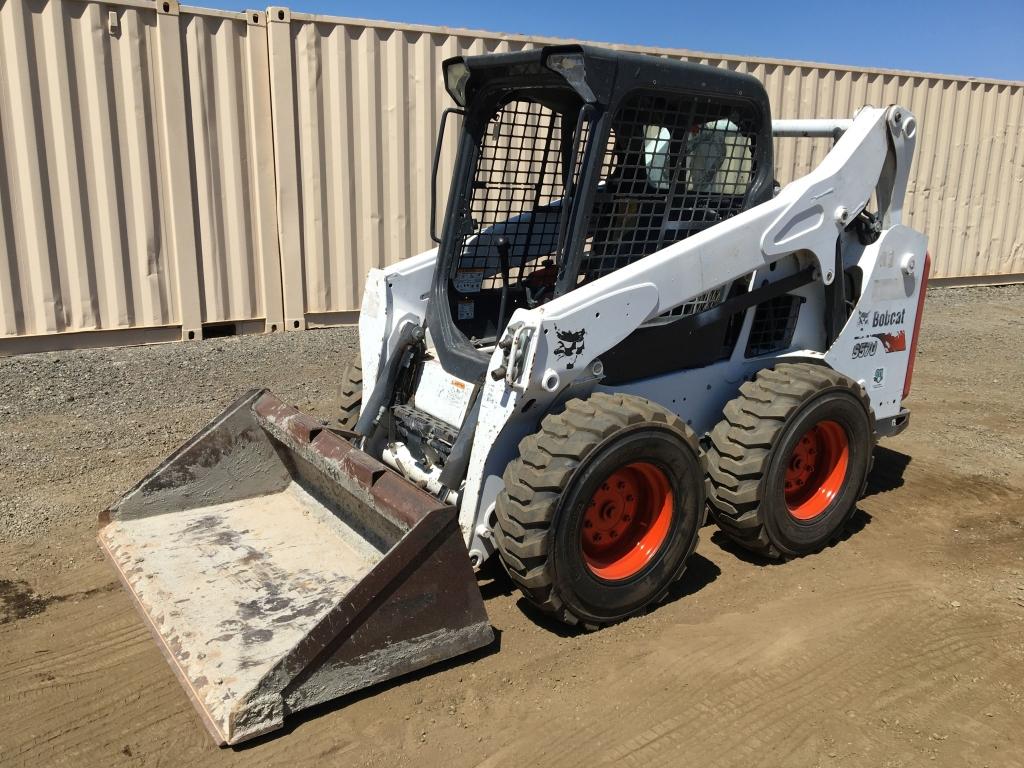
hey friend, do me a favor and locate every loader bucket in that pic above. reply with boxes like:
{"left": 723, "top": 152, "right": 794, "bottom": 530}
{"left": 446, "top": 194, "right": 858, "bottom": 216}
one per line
{"left": 98, "top": 390, "right": 493, "bottom": 746}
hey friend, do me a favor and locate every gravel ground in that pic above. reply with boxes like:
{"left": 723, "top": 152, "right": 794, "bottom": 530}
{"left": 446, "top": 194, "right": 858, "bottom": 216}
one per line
{"left": 0, "top": 325, "right": 357, "bottom": 550}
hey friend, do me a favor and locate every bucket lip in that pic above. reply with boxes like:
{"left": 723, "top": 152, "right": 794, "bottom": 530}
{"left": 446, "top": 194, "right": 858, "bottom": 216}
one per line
{"left": 97, "top": 529, "right": 234, "bottom": 746}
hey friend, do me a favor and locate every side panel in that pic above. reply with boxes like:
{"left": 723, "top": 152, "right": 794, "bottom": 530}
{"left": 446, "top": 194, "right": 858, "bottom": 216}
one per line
{"left": 824, "top": 226, "right": 929, "bottom": 418}
{"left": 358, "top": 247, "right": 437, "bottom": 393}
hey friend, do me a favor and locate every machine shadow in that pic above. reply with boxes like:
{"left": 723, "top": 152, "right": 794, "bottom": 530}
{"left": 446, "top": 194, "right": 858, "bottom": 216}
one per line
{"left": 707, "top": 444, "right": 911, "bottom": 565}
{"left": 237, "top": 628, "right": 504, "bottom": 749}
{"left": 863, "top": 445, "right": 913, "bottom": 498}
{"left": 513, "top": 552, "right": 721, "bottom": 638}
{"left": 709, "top": 508, "right": 874, "bottom": 566}
{"left": 476, "top": 556, "right": 516, "bottom": 601}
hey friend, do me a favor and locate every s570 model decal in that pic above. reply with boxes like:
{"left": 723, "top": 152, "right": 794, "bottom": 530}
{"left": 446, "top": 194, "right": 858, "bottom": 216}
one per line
{"left": 872, "top": 329, "right": 907, "bottom": 352}
{"left": 852, "top": 339, "right": 879, "bottom": 359}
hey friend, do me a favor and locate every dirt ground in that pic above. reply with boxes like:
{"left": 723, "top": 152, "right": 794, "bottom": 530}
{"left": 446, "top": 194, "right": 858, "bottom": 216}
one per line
{"left": 1, "top": 285, "right": 1023, "bottom": 768}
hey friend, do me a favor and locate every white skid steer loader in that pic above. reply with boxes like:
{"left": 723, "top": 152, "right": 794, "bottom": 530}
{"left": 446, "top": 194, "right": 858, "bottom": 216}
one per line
{"left": 101, "top": 45, "right": 930, "bottom": 744}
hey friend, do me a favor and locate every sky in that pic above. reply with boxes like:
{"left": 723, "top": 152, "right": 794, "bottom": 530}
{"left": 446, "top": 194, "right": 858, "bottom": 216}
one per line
{"left": 199, "top": 0, "right": 1024, "bottom": 81}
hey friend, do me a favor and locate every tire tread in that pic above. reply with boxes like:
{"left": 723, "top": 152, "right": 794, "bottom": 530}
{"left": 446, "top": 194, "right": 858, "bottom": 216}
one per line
{"left": 705, "top": 363, "right": 872, "bottom": 559}
{"left": 337, "top": 362, "right": 362, "bottom": 429}
{"left": 495, "top": 392, "right": 702, "bottom": 628}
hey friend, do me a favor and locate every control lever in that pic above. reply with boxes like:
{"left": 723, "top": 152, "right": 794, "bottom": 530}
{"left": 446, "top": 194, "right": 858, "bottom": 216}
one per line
{"left": 495, "top": 237, "right": 511, "bottom": 337}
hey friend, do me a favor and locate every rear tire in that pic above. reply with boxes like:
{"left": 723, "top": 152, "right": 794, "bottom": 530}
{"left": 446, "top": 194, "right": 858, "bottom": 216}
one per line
{"left": 705, "top": 363, "right": 873, "bottom": 559}
{"left": 337, "top": 362, "right": 362, "bottom": 430}
{"left": 494, "top": 393, "right": 705, "bottom": 629}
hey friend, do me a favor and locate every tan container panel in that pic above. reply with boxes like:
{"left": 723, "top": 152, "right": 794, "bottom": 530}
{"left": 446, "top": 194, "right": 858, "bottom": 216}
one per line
{"left": 0, "top": 0, "right": 281, "bottom": 345}
{"left": 2, "top": 0, "right": 1022, "bottom": 351}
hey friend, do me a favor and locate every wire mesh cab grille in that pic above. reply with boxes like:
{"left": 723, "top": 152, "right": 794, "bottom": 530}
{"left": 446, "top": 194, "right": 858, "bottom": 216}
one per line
{"left": 745, "top": 294, "right": 803, "bottom": 357}
{"left": 582, "top": 91, "right": 758, "bottom": 317}
{"left": 450, "top": 97, "right": 588, "bottom": 339}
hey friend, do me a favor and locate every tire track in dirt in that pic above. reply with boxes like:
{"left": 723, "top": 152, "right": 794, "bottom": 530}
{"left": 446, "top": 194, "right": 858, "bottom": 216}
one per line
{"left": 0, "top": 592, "right": 211, "bottom": 766}
{"left": 515, "top": 575, "right": 1018, "bottom": 767}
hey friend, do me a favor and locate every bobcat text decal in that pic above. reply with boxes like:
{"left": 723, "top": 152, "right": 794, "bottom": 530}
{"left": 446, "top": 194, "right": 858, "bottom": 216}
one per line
{"left": 857, "top": 308, "right": 906, "bottom": 329}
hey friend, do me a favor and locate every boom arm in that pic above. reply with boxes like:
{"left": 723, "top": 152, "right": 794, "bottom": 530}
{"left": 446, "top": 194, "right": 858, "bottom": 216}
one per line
{"left": 527, "top": 106, "right": 915, "bottom": 353}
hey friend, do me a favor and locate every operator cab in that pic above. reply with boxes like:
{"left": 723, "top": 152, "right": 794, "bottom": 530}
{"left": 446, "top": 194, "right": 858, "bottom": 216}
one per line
{"left": 428, "top": 45, "right": 775, "bottom": 382}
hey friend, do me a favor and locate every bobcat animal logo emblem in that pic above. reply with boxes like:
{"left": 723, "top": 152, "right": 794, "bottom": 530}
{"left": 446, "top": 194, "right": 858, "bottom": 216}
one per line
{"left": 553, "top": 326, "right": 586, "bottom": 370}
{"left": 857, "top": 309, "right": 870, "bottom": 327}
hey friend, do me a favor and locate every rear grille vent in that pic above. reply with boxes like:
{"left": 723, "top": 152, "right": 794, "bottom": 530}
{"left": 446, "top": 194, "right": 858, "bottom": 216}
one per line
{"left": 745, "top": 294, "right": 802, "bottom": 357}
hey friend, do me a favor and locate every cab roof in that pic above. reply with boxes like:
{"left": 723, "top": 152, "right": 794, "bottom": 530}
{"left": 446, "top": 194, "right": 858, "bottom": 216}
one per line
{"left": 445, "top": 43, "right": 771, "bottom": 121}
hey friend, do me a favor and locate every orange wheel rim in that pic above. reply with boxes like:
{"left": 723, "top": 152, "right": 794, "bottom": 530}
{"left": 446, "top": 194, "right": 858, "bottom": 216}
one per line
{"left": 784, "top": 419, "right": 849, "bottom": 521}
{"left": 581, "top": 462, "right": 673, "bottom": 581}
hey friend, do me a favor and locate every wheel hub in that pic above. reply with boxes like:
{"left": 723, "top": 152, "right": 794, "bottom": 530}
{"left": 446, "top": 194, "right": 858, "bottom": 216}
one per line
{"left": 583, "top": 478, "right": 638, "bottom": 546}
{"left": 784, "top": 419, "right": 850, "bottom": 521}
{"left": 582, "top": 462, "right": 673, "bottom": 581}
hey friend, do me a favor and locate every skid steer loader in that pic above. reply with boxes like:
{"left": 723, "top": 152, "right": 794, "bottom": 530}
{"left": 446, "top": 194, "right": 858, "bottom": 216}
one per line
{"left": 100, "top": 45, "right": 930, "bottom": 744}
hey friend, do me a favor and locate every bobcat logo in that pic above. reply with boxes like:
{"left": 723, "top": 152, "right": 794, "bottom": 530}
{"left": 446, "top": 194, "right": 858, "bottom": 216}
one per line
{"left": 553, "top": 326, "right": 586, "bottom": 370}
{"left": 857, "top": 310, "right": 870, "bottom": 327}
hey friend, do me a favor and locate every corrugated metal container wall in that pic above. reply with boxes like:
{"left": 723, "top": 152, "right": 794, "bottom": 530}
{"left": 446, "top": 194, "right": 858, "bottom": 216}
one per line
{"left": 274, "top": 14, "right": 1024, "bottom": 318}
{"left": 266, "top": 11, "right": 540, "bottom": 326}
{"left": 180, "top": 5, "right": 282, "bottom": 332}
{"left": 1, "top": 0, "right": 176, "bottom": 338}
{"left": 0, "top": 0, "right": 282, "bottom": 349}
{"left": 2, "top": 0, "right": 1023, "bottom": 352}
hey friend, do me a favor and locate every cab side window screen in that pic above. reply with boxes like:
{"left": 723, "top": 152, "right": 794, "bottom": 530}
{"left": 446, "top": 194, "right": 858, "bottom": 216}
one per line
{"left": 581, "top": 93, "right": 758, "bottom": 284}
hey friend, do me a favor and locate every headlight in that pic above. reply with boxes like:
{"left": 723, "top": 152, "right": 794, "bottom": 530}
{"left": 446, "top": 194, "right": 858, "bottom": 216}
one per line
{"left": 444, "top": 60, "right": 470, "bottom": 107}
{"left": 545, "top": 52, "right": 584, "bottom": 76}
{"left": 544, "top": 51, "right": 595, "bottom": 102}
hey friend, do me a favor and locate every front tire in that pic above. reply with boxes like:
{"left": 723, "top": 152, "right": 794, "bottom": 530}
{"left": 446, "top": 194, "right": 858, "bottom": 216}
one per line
{"left": 705, "top": 363, "right": 874, "bottom": 559}
{"left": 494, "top": 393, "right": 705, "bottom": 629}
{"left": 337, "top": 362, "right": 362, "bottom": 430}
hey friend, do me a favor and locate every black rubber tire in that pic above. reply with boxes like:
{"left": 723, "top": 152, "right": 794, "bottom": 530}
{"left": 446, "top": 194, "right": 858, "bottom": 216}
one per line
{"left": 705, "top": 362, "right": 874, "bottom": 559}
{"left": 494, "top": 392, "right": 705, "bottom": 630}
{"left": 337, "top": 362, "right": 362, "bottom": 430}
